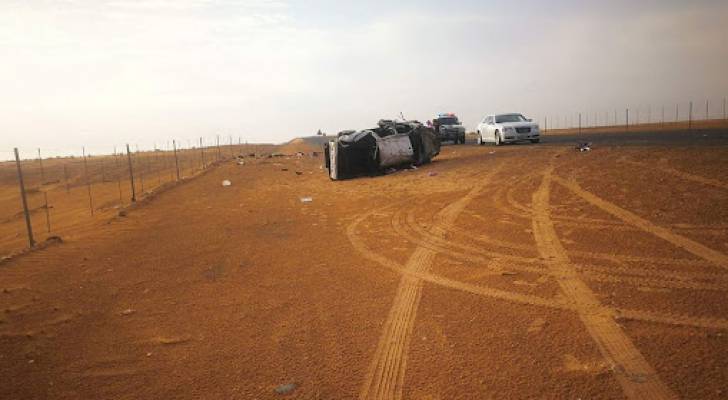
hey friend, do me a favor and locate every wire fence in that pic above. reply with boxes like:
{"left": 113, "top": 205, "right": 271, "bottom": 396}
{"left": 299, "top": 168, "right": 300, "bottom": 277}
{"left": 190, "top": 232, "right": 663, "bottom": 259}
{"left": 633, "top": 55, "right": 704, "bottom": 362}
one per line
{"left": 3, "top": 97, "right": 727, "bottom": 258}
{"left": 1, "top": 137, "right": 259, "bottom": 258}
{"left": 541, "top": 97, "right": 727, "bottom": 132}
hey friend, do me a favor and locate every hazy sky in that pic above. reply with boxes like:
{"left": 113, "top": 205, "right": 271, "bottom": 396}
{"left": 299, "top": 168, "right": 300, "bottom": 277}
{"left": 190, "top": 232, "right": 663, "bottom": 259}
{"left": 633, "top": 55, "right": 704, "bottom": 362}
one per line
{"left": 2, "top": 0, "right": 727, "bottom": 156}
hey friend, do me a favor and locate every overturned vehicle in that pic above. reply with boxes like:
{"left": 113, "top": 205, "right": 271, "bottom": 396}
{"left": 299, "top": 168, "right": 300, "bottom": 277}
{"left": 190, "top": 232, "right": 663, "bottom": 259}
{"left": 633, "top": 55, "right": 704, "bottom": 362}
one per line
{"left": 324, "top": 120, "right": 441, "bottom": 180}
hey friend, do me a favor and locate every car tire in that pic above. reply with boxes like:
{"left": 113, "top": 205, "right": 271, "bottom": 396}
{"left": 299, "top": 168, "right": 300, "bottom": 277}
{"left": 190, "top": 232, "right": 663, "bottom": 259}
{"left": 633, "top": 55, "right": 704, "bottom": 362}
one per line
{"left": 477, "top": 134, "right": 484, "bottom": 146}
{"left": 530, "top": 139, "right": 540, "bottom": 144}
{"left": 494, "top": 131, "right": 501, "bottom": 146}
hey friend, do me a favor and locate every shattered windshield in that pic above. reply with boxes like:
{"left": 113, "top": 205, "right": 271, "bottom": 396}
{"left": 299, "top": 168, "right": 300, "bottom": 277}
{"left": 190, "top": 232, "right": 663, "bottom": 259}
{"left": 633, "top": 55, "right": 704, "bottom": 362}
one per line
{"left": 437, "top": 117, "right": 460, "bottom": 125}
{"left": 495, "top": 114, "right": 527, "bottom": 123}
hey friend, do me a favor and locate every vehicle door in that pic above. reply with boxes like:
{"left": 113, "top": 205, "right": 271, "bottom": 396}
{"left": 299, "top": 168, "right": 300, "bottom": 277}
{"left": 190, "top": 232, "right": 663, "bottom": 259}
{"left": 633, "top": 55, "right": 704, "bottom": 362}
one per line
{"left": 485, "top": 116, "right": 495, "bottom": 140}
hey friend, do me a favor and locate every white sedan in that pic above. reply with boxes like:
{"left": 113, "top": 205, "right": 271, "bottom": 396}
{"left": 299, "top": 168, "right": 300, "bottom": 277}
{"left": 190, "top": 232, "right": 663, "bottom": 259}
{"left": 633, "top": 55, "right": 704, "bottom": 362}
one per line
{"left": 476, "top": 113, "right": 540, "bottom": 145}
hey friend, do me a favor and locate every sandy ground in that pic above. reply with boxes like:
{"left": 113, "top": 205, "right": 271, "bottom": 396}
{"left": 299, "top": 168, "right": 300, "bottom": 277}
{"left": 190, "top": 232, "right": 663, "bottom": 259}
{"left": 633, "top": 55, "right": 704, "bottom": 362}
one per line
{"left": 1, "top": 128, "right": 728, "bottom": 399}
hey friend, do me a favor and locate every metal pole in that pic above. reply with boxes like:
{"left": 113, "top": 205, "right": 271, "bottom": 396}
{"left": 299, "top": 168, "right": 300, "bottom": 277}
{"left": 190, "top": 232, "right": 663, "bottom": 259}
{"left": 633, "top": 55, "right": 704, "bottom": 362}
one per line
{"left": 82, "top": 147, "right": 94, "bottom": 216}
{"left": 43, "top": 191, "right": 50, "bottom": 233}
{"left": 578, "top": 113, "right": 582, "bottom": 135}
{"left": 14, "top": 148, "right": 35, "bottom": 247}
{"left": 126, "top": 144, "right": 136, "bottom": 202}
{"left": 706, "top": 99, "right": 709, "bottom": 120}
{"left": 229, "top": 135, "right": 233, "bottom": 158}
{"left": 200, "top": 137, "right": 205, "bottom": 169}
{"left": 167, "top": 141, "right": 174, "bottom": 181}
{"left": 173, "top": 140, "right": 180, "bottom": 181}
{"left": 675, "top": 104, "right": 679, "bottom": 123}
{"left": 217, "top": 135, "right": 221, "bottom": 160}
{"left": 37, "top": 148, "right": 45, "bottom": 185}
{"left": 661, "top": 105, "right": 665, "bottom": 128}
{"left": 724, "top": 97, "right": 726, "bottom": 120}
{"left": 689, "top": 101, "right": 693, "bottom": 130}
{"left": 626, "top": 108, "right": 629, "bottom": 130}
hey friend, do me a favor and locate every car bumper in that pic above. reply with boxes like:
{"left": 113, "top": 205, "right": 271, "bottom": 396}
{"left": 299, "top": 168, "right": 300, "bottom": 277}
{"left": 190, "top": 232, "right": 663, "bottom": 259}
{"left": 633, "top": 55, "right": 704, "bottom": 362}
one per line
{"left": 440, "top": 132, "right": 464, "bottom": 140}
{"left": 502, "top": 132, "right": 540, "bottom": 142}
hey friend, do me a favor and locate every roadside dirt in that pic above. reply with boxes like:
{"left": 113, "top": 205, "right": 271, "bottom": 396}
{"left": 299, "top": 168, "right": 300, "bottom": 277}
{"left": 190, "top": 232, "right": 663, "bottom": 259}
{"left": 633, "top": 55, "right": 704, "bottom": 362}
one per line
{"left": 1, "top": 131, "right": 727, "bottom": 399}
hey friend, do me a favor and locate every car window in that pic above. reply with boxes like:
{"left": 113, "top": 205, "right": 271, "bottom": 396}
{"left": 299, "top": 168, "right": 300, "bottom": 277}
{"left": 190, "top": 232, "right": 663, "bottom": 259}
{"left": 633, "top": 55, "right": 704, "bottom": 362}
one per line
{"left": 495, "top": 114, "right": 527, "bottom": 123}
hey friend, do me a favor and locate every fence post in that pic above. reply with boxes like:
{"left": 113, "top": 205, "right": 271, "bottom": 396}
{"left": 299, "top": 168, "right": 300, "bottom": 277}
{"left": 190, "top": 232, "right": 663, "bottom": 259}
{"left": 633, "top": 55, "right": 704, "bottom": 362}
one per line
{"left": 626, "top": 108, "right": 629, "bottom": 130}
{"left": 43, "top": 191, "right": 50, "bottom": 233}
{"left": 167, "top": 142, "right": 173, "bottom": 181}
{"left": 689, "top": 101, "right": 693, "bottom": 130}
{"left": 126, "top": 144, "right": 136, "bottom": 202}
{"left": 675, "top": 104, "right": 679, "bottom": 123}
{"left": 173, "top": 140, "right": 180, "bottom": 181}
{"left": 578, "top": 113, "right": 582, "bottom": 135}
{"left": 82, "top": 147, "right": 94, "bottom": 216}
{"left": 14, "top": 148, "right": 35, "bottom": 247}
{"left": 724, "top": 97, "right": 726, "bottom": 120}
{"left": 37, "top": 148, "right": 45, "bottom": 185}
{"left": 706, "top": 99, "right": 709, "bottom": 120}
{"left": 661, "top": 105, "right": 665, "bottom": 128}
{"left": 217, "top": 135, "right": 221, "bottom": 160}
{"left": 200, "top": 137, "right": 205, "bottom": 169}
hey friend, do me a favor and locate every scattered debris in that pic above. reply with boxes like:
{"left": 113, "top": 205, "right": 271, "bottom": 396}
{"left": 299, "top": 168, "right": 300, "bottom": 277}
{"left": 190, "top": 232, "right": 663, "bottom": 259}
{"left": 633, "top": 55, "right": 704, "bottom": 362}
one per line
{"left": 527, "top": 317, "right": 547, "bottom": 333}
{"left": 118, "top": 210, "right": 128, "bottom": 217}
{"left": 300, "top": 197, "right": 313, "bottom": 203}
{"left": 428, "top": 172, "right": 438, "bottom": 177}
{"left": 576, "top": 142, "right": 592, "bottom": 152}
{"left": 500, "top": 271, "right": 518, "bottom": 276}
{"left": 489, "top": 151, "right": 495, "bottom": 155}
{"left": 222, "top": 180, "right": 232, "bottom": 187}
{"left": 157, "top": 336, "right": 192, "bottom": 345}
{"left": 295, "top": 171, "right": 303, "bottom": 175}
{"left": 275, "top": 383, "right": 298, "bottom": 395}
{"left": 120, "top": 309, "right": 136, "bottom": 316}
{"left": 281, "top": 168, "right": 289, "bottom": 172}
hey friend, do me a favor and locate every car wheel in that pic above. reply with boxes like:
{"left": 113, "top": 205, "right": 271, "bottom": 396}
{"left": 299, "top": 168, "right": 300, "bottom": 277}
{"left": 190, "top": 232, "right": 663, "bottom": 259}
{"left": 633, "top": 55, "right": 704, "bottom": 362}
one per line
{"left": 530, "top": 139, "right": 540, "bottom": 144}
{"left": 494, "top": 131, "right": 501, "bottom": 146}
{"left": 477, "top": 134, "right": 483, "bottom": 146}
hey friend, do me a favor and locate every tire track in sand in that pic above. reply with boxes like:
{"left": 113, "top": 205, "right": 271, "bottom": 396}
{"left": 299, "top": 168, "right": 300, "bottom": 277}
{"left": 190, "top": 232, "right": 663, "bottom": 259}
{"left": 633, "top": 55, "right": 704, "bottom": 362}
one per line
{"left": 533, "top": 167, "right": 677, "bottom": 400}
{"left": 619, "top": 158, "right": 728, "bottom": 191}
{"left": 358, "top": 166, "right": 501, "bottom": 400}
{"left": 553, "top": 175, "right": 728, "bottom": 270}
